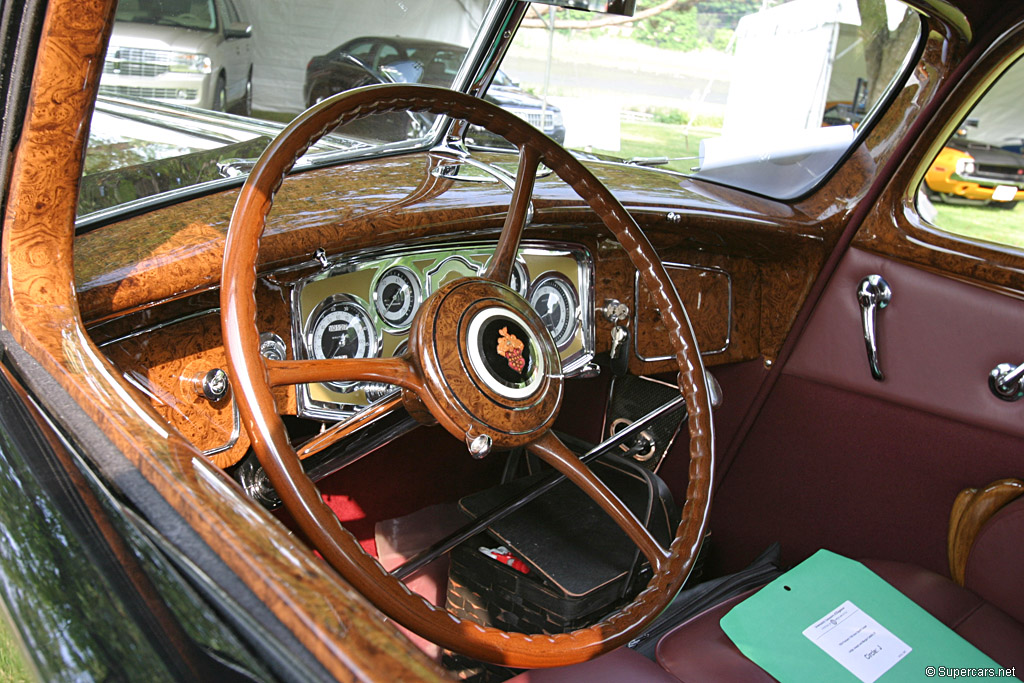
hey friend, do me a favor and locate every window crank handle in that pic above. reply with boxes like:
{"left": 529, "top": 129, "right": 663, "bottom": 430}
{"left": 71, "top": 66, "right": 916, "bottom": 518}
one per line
{"left": 989, "top": 362, "right": 1024, "bottom": 401}
{"left": 856, "top": 275, "right": 892, "bottom": 382}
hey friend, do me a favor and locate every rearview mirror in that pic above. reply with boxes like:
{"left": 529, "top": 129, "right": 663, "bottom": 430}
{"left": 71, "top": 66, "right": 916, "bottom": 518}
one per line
{"left": 525, "top": 0, "right": 636, "bottom": 17}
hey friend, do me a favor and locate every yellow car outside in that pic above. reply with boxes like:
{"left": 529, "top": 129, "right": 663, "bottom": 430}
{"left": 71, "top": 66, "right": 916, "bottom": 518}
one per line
{"left": 925, "top": 146, "right": 1024, "bottom": 205}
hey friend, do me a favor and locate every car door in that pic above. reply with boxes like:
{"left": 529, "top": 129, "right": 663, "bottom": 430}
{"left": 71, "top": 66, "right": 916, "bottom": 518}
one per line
{"left": 708, "top": 26, "right": 1024, "bottom": 579}
{"left": 217, "top": 0, "right": 250, "bottom": 104}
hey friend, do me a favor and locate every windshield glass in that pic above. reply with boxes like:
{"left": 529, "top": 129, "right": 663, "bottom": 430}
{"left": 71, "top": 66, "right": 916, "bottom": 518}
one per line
{"left": 115, "top": 0, "right": 218, "bottom": 31}
{"left": 491, "top": 0, "right": 921, "bottom": 198}
{"left": 80, "top": 0, "right": 923, "bottom": 222}
{"left": 80, "top": 0, "right": 490, "bottom": 221}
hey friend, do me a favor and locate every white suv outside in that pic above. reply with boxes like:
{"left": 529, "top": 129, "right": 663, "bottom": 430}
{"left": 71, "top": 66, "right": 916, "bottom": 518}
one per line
{"left": 100, "top": 0, "right": 253, "bottom": 113}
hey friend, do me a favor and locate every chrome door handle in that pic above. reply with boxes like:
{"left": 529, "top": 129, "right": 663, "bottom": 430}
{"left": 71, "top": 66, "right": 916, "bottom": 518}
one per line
{"left": 856, "top": 275, "right": 892, "bottom": 381}
{"left": 989, "top": 362, "right": 1024, "bottom": 401}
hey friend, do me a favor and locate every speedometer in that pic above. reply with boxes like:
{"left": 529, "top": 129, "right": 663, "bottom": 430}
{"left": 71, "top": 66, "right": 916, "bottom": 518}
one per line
{"left": 373, "top": 265, "right": 421, "bottom": 330}
{"left": 304, "top": 295, "right": 378, "bottom": 391}
{"left": 528, "top": 273, "right": 579, "bottom": 350}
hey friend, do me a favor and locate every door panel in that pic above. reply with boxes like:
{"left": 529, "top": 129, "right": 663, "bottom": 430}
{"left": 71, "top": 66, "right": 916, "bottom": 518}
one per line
{"left": 787, "top": 247, "right": 1024, "bottom": 439}
{"left": 709, "top": 247, "right": 1024, "bottom": 576}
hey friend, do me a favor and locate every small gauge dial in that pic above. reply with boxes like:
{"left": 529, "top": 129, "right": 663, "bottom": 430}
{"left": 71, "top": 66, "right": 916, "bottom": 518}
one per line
{"left": 508, "top": 259, "right": 530, "bottom": 297}
{"left": 305, "top": 296, "right": 378, "bottom": 391}
{"left": 477, "top": 256, "right": 529, "bottom": 297}
{"left": 529, "top": 274, "right": 579, "bottom": 350}
{"left": 373, "top": 266, "right": 422, "bottom": 330}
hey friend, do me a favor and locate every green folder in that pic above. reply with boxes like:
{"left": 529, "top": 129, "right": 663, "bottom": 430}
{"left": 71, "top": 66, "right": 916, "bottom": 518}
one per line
{"left": 719, "top": 550, "right": 1012, "bottom": 682}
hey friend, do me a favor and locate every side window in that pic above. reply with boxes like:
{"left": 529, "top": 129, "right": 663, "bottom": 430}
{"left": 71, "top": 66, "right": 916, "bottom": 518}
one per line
{"left": 374, "top": 44, "right": 401, "bottom": 71}
{"left": 918, "top": 57, "right": 1024, "bottom": 248}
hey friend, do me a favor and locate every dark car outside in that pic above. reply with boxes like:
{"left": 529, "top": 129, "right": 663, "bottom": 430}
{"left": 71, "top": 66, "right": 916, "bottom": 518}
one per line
{"left": 303, "top": 36, "right": 566, "bottom": 145}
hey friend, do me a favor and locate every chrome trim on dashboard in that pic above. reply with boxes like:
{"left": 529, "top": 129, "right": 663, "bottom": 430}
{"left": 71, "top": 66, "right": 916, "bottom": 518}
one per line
{"left": 94, "top": 307, "right": 219, "bottom": 348}
{"left": 291, "top": 239, "right": 595, "bottom": 421}
{"left": 632, "top": 261, "right": 732, "bottom": 361}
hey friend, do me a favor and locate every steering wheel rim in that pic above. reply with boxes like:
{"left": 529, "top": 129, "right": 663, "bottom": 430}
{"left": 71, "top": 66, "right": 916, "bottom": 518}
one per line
{"left": 221, "top": 83, "right": 714, "bottom": 668}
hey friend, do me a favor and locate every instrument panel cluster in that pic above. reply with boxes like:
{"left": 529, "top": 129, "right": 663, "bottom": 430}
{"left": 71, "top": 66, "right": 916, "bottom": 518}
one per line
{"left": 291, "top": 241, "right": 595, "bottom": 420}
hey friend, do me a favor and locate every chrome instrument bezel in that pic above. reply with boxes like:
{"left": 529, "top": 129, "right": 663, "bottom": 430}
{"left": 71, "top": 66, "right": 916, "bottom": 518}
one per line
{"left": 528, "top": 271, "right": 580, "bottom": 351}
{"left": 292, "top": 239, "right": 595, "bottom": 420}
{"left": 372, "top": 264, "right": 423, "bottom": 332}
{"left": 302, "top": 293, "right": 381, "bottom": 392}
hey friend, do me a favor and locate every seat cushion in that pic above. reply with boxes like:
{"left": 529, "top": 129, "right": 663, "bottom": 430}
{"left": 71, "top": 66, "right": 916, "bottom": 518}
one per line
{"left": 657, "top": 559, "right": 1024, "bottom": 681}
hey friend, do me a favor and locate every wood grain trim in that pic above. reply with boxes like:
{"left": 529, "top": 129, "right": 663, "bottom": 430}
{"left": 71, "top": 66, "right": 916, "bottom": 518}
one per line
{"left": 220, "top": 82, "right": 714, "bottom": 667}
{"left": 0, "top": 2, "right": 445, "bottom": 680}
{"left": 853, "top": 18, "right": 1024, "bottom": 294}
{"left": 948, "top": 478, "right": 1024, "bottom": 585}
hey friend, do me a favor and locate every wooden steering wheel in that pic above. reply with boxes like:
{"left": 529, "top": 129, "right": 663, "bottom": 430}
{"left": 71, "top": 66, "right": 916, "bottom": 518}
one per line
{"left": 221, "top": 83, "right": 714, "bottom": 668}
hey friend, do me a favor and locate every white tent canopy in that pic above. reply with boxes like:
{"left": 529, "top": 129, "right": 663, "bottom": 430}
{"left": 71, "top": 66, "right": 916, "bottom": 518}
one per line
{"left": 245, "top": 0, "right": 490, "bottom": 113}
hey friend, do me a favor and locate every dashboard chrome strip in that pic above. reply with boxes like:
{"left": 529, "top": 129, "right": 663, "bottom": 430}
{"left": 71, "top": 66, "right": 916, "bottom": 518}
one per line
{"left": 94, "top": 307, "right": 220, "bottom": 348}
{"left": 632, "top": 262, "right": 732, "bottom": 361}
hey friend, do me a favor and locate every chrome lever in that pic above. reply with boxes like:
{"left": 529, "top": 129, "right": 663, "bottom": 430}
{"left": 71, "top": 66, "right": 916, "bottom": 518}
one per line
{"left": 856, "top": 275, "right": 892, "bottom": 381}
{"left": 989, "top": 362, "right": 1024, "bottom": 401}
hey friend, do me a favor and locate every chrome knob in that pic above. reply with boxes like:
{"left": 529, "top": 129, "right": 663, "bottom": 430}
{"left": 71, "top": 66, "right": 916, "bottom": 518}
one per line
{"left": 989, "top": 362, "right": 1024, "bottom": 401}
{"left": 466, "top": 433, "right": 492, "bottom": 459}
{"left": 259, "top": 332, "right": 286, "bottom": 361}
{"left": 194, "top": 368, "right": 228, "bottom": 402}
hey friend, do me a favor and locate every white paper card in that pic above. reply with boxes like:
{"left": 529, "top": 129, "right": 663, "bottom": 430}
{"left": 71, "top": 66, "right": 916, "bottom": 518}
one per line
{"left": 802, "top": 600, "right": 911, "bottom": 683}
{"left": 992, "top": 185, "right": 1018, "bottom": 202}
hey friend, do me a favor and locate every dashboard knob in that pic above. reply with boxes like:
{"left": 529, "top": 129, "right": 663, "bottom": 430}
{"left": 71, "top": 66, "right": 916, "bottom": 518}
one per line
{"left": 259, "top": 332, "right": 287, "bottom": 361}
{"left": 194, "top": 368, "right": 229, "bottom": 402}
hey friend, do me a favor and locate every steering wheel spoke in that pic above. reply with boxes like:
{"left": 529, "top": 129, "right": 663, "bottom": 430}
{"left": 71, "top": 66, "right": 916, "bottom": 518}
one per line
{"left": 481, "top": 144, "right": 540, "bottom": 286}
{"left": 528, "top": 431, "right": 669, "bottom": 573}
{"left": 265, "top": 355, "right": 421, "bottom": 393}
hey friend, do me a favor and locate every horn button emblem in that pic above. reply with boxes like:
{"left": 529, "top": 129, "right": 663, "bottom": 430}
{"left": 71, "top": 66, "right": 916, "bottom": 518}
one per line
{"left": 467, "top": 308, "right": 544, "bottom": 399}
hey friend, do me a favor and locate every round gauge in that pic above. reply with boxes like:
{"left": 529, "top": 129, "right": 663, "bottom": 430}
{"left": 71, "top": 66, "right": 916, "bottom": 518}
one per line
{"left": 508, "top": 259, "right": 530, "bottom": 297}
{"left": 528, "top": 274, "right": 579, "bottom": 350}
{"left": 305, "top": 295, "right": 378, "bottom": 391}
{"left": 373, "top": 266, "right": 422, "bottom": 330}
{"left": 478, "top": 256, "right": 529, "bottom": 297}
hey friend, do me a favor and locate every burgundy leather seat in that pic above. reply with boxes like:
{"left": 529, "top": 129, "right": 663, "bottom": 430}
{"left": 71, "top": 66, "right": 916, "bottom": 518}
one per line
{"left": 511, "top": 497, "right": 1024, "bottom": 681}
{"left": 657, "top": 558, "right": 1024, "bottom": 681}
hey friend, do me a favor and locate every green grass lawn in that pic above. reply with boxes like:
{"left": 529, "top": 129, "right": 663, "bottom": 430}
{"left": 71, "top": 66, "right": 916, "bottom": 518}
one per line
{"left": 589, "top": 120, "right": 712, "bottom": 175}
{"left": 0, "top": 616, "right": 32, "bottom": 683}
{"left": 930, "top": 201, "right": 1024, "bottom": 250}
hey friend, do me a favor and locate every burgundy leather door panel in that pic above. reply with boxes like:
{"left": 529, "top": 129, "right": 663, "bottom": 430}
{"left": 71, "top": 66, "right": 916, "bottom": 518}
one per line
{"left": 709, "top": 247, "right": 1024, "bottom": 576}
{"left": 787, "top": 247, "right": 1024, "bottom": 440}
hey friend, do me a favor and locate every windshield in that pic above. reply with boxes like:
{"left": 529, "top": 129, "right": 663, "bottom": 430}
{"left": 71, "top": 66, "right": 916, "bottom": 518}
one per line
{"left": 80, "top": 0, "right": 490, "bottom": 222}
{"left": 115, "top": 0, "right": 218, "bottom": 31}
{"left": 491, "top": 0, "right": 921, "bottom": 198}
{"left": 80, "top": 0, "right": 922, "bottom": 222}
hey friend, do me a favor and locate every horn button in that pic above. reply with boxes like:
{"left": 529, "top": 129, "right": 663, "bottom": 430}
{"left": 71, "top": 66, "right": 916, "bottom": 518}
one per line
{"left": 407, "top": 278, "right": 563, "bottom": 449}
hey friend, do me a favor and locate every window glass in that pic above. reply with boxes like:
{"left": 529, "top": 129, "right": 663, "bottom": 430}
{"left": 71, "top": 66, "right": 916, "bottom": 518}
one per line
{"left": 491, "top": 0, "right": 921, "bottom": 199}
{"left": 917, "top": 57, "right": 1024, "bottom": 249}
{"left": 81, "top": 0, "right": 490, "bottom": 221}
{"left": 115, "top": 0, "right": 217, "bottom": 32}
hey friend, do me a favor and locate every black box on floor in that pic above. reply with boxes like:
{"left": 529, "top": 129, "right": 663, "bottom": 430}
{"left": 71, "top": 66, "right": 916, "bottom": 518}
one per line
{"left": 445, "top": 455, "right": 679, "bottom": 634}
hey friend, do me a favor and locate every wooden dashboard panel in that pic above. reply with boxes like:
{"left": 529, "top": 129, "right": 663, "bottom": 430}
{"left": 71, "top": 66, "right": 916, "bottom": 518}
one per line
{"left": 99, "top": 310, "right": 249, "bottom": 468}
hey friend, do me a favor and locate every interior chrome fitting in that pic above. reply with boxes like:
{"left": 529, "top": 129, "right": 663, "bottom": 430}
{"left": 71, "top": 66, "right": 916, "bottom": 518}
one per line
{"left": 466, "top": 433, "right": 492, "bottom": 459}
{"left": 259, "top": 332, "right": 287, "bottom": 361}
{"left": 194, "top": 368, "right": 228, "bottom": 402}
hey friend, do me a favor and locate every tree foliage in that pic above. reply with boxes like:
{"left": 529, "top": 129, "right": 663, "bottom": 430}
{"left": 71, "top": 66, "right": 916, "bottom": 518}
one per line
{"left": 524, "top": 0, "right": 760, "bottom": 52}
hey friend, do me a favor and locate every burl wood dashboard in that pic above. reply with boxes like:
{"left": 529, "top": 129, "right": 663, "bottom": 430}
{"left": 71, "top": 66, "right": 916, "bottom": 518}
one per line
{"left": 76, "top": 148, "right": 855, "bottom": 468}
